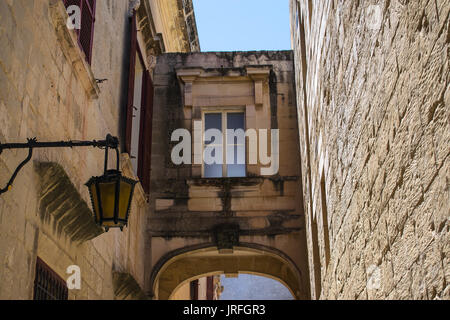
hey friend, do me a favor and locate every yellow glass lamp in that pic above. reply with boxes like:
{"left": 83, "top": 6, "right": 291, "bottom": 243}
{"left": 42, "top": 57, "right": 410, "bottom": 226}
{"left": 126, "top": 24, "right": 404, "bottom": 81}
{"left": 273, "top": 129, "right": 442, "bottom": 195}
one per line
{"left": 86, "top": 169, "right": 137, "bottom": 231}
{"left": 85, "top": 135, "right": 137, "bottom": 231}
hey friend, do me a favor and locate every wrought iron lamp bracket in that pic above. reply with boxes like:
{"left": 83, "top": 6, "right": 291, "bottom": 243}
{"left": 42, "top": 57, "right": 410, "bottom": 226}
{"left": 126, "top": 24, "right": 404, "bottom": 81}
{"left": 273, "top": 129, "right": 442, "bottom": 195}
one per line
{"left": 0, "top": 134, "right": 119, "bottom": 195}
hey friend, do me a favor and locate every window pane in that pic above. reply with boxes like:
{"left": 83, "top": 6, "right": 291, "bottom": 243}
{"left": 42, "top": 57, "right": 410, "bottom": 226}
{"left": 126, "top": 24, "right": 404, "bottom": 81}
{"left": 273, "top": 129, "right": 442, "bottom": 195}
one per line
{"left": 227, "top": 113, "right": 245, "bottom": 177}
{"left": 227, "top": 164, "right": 246, "bottom": 177}
{"left": 227, "top": 113, "right": 244, "bottom": 130}
{"left": 226, "top": 113, "right": 245, "bottom": 146}
{"left": 227, "top": 143, "right": 246, "bottom": 177}
{"left": 204, "top": 113, "right": 222, "bottom": 177}
{"left": 226, "top": 145, "right": 245, "bottom": 165}
{"left": 205, "top": 113, "right": 222, "bottom": 131}
{"left": 204, "top": 163, "right": 223, "bottom": 178}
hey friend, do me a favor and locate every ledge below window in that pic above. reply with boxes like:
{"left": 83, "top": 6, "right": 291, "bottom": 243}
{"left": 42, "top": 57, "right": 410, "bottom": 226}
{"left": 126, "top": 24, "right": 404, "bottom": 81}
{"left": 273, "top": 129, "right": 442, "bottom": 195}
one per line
{"left": 187, "top": 177, "right": 264, "bottom": 187}
{"left": 49, "top": 0, "right": 100, "bottom": 100}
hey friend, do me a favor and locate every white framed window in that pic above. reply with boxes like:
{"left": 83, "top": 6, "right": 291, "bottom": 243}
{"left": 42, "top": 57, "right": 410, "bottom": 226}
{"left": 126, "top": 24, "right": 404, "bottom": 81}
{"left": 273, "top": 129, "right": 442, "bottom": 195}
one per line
{"left": 202, "top": 108, "right": 246, "bottom": 178}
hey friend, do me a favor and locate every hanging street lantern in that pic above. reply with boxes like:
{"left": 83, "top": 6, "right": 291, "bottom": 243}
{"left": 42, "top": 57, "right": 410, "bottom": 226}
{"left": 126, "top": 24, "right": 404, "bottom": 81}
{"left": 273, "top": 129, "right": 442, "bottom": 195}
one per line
{"left": 85, "top": 170, "right": 137, "bottom": 231}
{"left": 0, "top": 134, "right": 138, "bottom": 232}
{"left": 85, "top": 136, "right": 137, "bottom": 231}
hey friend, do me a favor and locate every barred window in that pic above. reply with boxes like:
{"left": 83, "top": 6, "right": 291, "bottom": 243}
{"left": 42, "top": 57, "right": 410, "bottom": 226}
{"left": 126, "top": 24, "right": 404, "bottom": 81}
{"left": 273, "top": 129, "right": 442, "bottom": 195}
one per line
{"left": 33, "top": 257, "right": 68, "bottom": 300}
{"left": 63, "top": 0, "right": 96, "bottom": 64}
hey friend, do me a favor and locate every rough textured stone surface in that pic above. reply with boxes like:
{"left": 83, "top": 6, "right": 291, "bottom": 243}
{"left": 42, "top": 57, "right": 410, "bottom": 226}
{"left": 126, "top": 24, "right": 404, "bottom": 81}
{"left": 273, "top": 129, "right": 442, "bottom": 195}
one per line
{"left": 291, "top": 0, "right": 449, "bottom": 299}
{"left": 35, "top": 161, "right": 104, "bottom": 242}
{"left": 0, "top": 0, "right": 196, "bottom": 300}
{"left": 112, "top": 272, "right": 148, "bottom": 300}
{"left": 0, "top": 0, "right": 131, "bottom": 299}
{"left": 148, "top": 51, "right": 311, "bottom": 299}
{"left": 149, "top": 0, "right": 200, "bottom": 52}
{"left": 153, "top": 247, "right": 303, "bottom": 300}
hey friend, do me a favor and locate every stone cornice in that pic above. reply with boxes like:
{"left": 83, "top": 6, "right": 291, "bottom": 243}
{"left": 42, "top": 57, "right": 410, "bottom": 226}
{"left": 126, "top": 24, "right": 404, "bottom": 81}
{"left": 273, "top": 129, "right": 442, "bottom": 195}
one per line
{"left": 136, "top": 0, "right": 165, "bottom": 56}
{"left": 176, "top": 66, "right": 272, "bottom": 107}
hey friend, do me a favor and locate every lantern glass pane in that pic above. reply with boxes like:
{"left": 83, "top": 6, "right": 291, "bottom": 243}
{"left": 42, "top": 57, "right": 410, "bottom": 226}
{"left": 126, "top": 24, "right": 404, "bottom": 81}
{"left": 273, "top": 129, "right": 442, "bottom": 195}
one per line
{"left": 89, "top": 184, "right": 100, "bottom": 222}
{"left": 118, "top": 180, "right": 132, "bottom": 220}
{"left": 99, "top": 181, "right": 117, "bottom": 220}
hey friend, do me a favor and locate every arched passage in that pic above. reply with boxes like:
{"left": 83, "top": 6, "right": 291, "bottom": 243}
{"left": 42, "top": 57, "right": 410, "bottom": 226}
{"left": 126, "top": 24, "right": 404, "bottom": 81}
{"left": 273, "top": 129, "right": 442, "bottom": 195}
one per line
{"left": 217, "top": 273, "right": 294, "bottom": 300}
{"left": 151, "top": 244, "right": 306, "bottom": 300}
{"left": 171, "top": 272, "right": 295, "bottom": 300}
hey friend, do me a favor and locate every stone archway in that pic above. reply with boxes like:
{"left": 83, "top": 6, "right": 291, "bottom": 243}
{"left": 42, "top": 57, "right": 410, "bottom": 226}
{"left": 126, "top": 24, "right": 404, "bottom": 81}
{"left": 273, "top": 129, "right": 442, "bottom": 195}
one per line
{"left": 151, "top": 244, "right": 306, "bottom": 300}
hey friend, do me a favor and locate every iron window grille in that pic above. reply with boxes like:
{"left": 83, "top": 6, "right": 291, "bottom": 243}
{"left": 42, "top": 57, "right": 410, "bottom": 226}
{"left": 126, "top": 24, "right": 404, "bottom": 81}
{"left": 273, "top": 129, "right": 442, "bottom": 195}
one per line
{"left": 33, "top": 257, "right": 69, "bottom": 300}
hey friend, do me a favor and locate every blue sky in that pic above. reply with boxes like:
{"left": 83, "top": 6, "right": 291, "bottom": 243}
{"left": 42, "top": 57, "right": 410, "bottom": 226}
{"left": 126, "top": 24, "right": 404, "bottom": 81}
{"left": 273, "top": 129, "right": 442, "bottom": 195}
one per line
{"left": 219, "top": 274, "right": 294, "bottom": 300}
{"left": 192, "top": 0, "right": 291, "bottom": 52}
{"left": 191, "top": 1, "right": 293, "bottom": 300}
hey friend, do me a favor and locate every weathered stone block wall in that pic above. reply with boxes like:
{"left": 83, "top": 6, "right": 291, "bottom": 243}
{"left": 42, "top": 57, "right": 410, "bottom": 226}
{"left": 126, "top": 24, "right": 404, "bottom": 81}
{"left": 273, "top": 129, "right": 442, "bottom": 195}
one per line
{"left": 291, "top": 0, "right": 449, "bottom": 299}
{"left": 149, "top": 51, "right": 311, "bottom": 299}
{"left": 0, "top": 0, "right": 148, "bottom": 299}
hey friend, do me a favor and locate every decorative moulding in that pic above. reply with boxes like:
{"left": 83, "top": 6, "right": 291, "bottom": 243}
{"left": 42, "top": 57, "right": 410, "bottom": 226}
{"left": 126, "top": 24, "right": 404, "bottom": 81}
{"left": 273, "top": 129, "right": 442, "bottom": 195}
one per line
{"left": 49, "top": 0, "right": 100, "bottom": 100}
{"left": 176, "top": 66, "right": 271, "bottom": 108}
{"left": 176, "top": 68, "right": 203, "bottom": 108}
{"left": 246, "top": 66, "right": 271, "bottom": 107}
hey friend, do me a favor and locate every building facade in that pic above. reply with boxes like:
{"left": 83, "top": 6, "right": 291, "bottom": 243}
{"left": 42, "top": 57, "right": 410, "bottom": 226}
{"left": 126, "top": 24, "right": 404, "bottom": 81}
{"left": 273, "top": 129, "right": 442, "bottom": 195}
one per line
{"left": 0, "top": 0, "right": 448, "bottom": 301}
{"left": 147, "top": 51, "right": 310, "bottom": 300}
{"left": 0, "top": 0, "right": 198, "bottom": 299}
{"left": 290, "top": 0, "right": 449, "bottom": 299}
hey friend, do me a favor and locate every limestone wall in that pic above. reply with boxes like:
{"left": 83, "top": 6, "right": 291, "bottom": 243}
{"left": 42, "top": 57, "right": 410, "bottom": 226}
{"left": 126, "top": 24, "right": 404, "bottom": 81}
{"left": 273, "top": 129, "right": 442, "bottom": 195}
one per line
{"left": 0, "top": 0, "right": 149, "bottom": 299}
{"left": 148, "top": 51, "right": 311, "bottom": 299}
{"left": 149, "top": 0, "right": 200, "bottom": 53}
{"left": 291, "top": 0, "right": 449, "bottom": 299}
{"left": 170, "top": 281, "right": 191, "bottom": 300}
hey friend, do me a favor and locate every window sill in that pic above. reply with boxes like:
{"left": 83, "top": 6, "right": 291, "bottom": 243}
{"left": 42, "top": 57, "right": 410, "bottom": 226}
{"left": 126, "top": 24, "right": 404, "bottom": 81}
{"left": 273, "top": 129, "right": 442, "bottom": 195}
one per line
{"left": 49, "top": 0, "right": 100, "bottom": 100}
{"left": 187, "top": 177, "right": 263, "bottom": 187}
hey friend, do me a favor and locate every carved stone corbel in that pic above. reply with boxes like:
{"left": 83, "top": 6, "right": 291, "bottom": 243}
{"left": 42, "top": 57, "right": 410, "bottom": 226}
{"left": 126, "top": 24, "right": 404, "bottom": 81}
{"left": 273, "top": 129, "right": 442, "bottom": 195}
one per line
{"left": 213, "top": 224, "right": 240, "bottom": 254}
{"left": 176, "top": 68, "right": 203, "bottom": 108}
{"left": 246, "top": 66, "right": 271, "bottom": 107}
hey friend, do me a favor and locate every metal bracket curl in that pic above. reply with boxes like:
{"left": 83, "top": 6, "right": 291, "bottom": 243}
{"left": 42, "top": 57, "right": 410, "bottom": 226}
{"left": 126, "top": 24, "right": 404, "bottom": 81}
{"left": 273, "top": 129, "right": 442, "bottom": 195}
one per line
{"left": 0, "top": 138, "right": 35, "bottom": 195}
